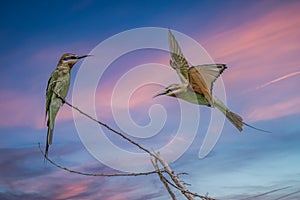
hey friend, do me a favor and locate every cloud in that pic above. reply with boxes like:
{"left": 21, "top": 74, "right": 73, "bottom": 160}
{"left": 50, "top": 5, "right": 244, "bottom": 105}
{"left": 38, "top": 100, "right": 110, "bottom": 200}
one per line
{"left": 256, "top": 71, "right": 300, "bottom": 90}
{"left": 197, "top": 2, "right": 300, "bottom": 122}
{"left": 246, "top": 96, "right": 300, "bottom": 122}
{"left": 202, "top": 1, "right": 300, "bottom": 89}
{"left": 0, "top": 146, "right": 167, "bottom": 200}
{"left": 0, "top": 90, "right": 77, "bottom": 129}
{"left": 0, "top": 90, "right": 43, "bottom": 128}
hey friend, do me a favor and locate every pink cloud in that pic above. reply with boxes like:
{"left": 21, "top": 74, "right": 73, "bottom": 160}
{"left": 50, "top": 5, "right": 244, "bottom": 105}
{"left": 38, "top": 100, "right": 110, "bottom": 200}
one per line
{"left": 256, "top": 71, "right": 300, "bottom": 90}
{"left": 197, "top": 2, "right": 300, "bottom": 122}
{"left": 0, "top": 90, "right": 77, "bottom": 129}
{"left": 202, "top": 2, "right": 300, "bottom": 90}
{"left": 0, "top": 90, "right": 43, "bottom": 128}
{"left": 93, "top": 65, "right": 177, "bottom": 120}
{"left": 55, "top": 179, "right": 92, "bottom": 200}
{"left": 246, "top": 96, "right": 300, "bottom": 122}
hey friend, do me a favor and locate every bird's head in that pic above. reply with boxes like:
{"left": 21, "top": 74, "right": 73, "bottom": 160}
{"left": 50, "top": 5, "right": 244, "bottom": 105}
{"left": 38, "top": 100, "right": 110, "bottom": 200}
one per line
{"left": 153, "top": 84, "right": 186, "bottom": 98}
{"left": 58, "top": 53, "right": 92, "bottom": 68}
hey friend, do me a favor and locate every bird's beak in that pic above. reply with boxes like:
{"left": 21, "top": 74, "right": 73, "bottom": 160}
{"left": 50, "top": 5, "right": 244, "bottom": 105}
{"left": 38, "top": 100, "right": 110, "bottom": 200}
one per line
{"left": 153, "top": 90, "right": 167, "bottom": 98}
{"left": 77, "top": 55, "right": 93, "bottom": 59}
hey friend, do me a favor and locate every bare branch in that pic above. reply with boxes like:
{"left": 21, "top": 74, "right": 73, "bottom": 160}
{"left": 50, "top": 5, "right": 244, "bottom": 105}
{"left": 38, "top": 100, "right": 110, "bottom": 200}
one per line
{"left": 49, "top": 92, "right": 216, "bottom": 200}
{"left": 39, "top": 143, "right": 164, "bottom": 177}
{"left": 162, "top": 178, "right": 216, "bottom": 200}
{"left": 154, "top": 152, "right": 194, "bottom": 200}
{"left": 151, "top": 157, "right": 177, "bottom": 200}
{"left": 55, "top": 91, "right": 156, "bottom": 158}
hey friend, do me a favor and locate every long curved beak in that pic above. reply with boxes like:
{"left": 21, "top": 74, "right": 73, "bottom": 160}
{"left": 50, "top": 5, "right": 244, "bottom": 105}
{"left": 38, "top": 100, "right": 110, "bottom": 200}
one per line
{"left": 78, "top": 55, "right": 93, "bottom": 59}
{"left": 153, "top": 90, "right": 167, "bottom": 98}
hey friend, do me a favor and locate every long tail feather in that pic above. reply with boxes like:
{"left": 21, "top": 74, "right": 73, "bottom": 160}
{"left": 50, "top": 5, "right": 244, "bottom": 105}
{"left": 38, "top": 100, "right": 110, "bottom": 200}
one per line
{"left": 45, "top": 127, "right": 53, "bottom": 157}
{"left": 243, "top": 122, "right": 271, "bottom": 133}
{"left": 226, "top": 111, "right": 243, "bottom": 132}
{"left": 214, "top": 96, "right": 270, "bottom": 133}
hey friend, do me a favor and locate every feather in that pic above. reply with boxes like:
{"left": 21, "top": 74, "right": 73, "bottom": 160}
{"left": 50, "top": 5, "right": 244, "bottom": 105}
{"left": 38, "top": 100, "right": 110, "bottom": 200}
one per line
{"left": 188, "top": 64, "right": 226, "bottom": 106}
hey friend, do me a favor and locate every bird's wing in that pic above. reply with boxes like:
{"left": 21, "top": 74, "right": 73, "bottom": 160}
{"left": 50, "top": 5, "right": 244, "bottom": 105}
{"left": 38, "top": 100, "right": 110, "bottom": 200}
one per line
{"left": 45, "top": 69, "right": 59, "bottom": 120}
{"left": 168, "top": 29, "right": 189, "bottom": 83}
{"left": 188, "top": 64, "right": 227, "bottom": 105}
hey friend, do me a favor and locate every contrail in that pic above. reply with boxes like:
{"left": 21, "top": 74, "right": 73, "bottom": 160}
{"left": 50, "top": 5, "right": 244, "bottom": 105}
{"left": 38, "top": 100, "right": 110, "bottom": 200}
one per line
{"left": 256, "top": 71, "right": 300, "bottom": 90}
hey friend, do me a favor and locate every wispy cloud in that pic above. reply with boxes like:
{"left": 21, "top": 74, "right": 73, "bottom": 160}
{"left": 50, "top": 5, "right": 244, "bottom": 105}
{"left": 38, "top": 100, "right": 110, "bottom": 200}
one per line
{"left": 199, "top": 1, "right": 300, "bottom": 122}
{"left": 256, "top": 71, "right": 300, "bottom": 90}
{"left": 0, "top": 147, "right": 166, "bottom": 200}
{"left": 0, "top": 90, "right": 43, "bottom": 128}
{"left": 246, "top": 96, "right": 300, "bottom": 122}
{"left": 202, "top": 1, "right": 300, "bottom": 89}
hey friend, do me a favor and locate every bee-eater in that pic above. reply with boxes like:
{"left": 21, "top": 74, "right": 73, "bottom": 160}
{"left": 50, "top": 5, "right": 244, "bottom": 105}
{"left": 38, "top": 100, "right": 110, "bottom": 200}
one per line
{"left": 45, "top": 53, "right": 91, "bottom": 156}
{"left": 154, "top": 30, "right": 269, "bottom": 132}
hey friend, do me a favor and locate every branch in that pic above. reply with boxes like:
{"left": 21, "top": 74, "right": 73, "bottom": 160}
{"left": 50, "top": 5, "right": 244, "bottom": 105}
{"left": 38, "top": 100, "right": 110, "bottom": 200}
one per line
{"left": 154, "top": 152, "right": 194, "bottom": 200}
{"left": 154, "top": 152, "right": 216, "bottom": 200}
{"left": 50, "top": 92, "right": 216, "bottom": 200}
{"left": 151, "top": 157, "right": 177, "bottom": 200}
{"left": 55, "top": 92, "right": 156, "bottom": 158}
{"left": 39, "top": 143, "right": 164, "bottom": 177}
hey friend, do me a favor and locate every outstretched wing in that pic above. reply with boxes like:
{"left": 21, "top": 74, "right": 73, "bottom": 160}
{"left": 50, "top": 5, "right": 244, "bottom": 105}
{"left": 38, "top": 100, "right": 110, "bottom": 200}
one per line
{"left": 168, "top": 29, "right": 189, "bottom": 83}
{"left": 188, "top": 64, "right": 227, "bottom": 106}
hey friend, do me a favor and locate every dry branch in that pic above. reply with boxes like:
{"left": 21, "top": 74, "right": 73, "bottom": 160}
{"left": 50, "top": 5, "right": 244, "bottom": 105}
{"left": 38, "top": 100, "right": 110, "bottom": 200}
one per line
{"left": 39, "top": 143, "right": 165, "bottom": 177}
{"left": 151, "top": 157, "right": 177, "bottom": 200}
{"left": 45, "top": 92, "right": 216, "bottom": 200}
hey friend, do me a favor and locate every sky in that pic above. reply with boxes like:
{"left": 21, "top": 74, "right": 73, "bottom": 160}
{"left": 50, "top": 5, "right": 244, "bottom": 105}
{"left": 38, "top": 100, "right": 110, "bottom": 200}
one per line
{"left": 1, "top": 0, "right": 300, "bottom": 199}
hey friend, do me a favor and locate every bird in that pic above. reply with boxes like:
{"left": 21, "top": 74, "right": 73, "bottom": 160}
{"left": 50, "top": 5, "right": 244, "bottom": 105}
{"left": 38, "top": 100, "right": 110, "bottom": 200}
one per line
{"left": 154, "top": 30, "right": 269, "bottom": 133}
{"left": 45, "top": 53, "right": 91, "bottom": 156}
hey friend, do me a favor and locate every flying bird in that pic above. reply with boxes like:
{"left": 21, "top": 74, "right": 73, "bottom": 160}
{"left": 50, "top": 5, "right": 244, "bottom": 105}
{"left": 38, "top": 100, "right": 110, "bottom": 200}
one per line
{"left": 45, "top": 53, "right": 91, "bottom": 156}
{"left": 154, "top": 30, "right": 269, "bottom": 133}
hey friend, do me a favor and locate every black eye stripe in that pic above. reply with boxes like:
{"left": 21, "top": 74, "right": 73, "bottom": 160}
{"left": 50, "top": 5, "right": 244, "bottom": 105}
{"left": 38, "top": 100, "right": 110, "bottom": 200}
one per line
{"left": 64, "top": 56, "right": 77, "bottom": 61}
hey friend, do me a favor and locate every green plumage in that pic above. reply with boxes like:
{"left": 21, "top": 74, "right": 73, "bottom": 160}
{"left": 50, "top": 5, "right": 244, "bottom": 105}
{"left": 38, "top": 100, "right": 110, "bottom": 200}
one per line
{"left": 45, "top": 66, "right": 70, "bottom": 156}
{"left": 157, "top": 30, "right": 244, "bottom": 132}
{"left": 45, "top": 53, "right": 90, "bottom": 156}
{"left": 157, "top": 30, "right": 269, "bottom": 133}
{"left": 173, "top": 89, "right": 244, "bottom": 131}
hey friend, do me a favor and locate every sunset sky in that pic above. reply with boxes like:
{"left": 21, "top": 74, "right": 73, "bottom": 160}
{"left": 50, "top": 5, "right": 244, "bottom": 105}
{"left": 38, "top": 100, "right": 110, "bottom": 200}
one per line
{"left": 1, "top": 0, "right": 300, "bottom": 199}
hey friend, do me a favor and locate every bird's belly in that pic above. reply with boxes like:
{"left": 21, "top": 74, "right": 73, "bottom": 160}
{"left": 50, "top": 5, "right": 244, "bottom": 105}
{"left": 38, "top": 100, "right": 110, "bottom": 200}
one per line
{"left": 60, "top": 80, "right": 70, "bottom": 98}
{"left": 54, "top": 78, "right": 70, "bottom": 98}
{"left": 176, "top": 91, "right": 210, "bottom": 106}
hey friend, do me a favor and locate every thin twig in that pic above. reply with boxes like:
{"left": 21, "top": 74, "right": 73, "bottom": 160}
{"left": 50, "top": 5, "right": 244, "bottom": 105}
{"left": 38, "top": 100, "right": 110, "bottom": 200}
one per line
{"left": 39, "top": 143, "right": 164, "bottom": 177}
{"left": 162, "top": 178, "right": 216, "bottom": 200}
{"left": 50, "top": 92, "right": 216, "bottom": 200}
{"left": 55, "top": 92, "right": 156, "bottom": 158}
{"left": 154, "top": 152, "right": 194, "bottom": 200}
{"left": 151, "top": 157, "right": 177, "bottom": 200}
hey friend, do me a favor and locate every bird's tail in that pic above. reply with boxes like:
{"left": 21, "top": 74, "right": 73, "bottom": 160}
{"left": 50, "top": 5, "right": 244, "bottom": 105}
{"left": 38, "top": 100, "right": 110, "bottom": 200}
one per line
{"left": 213, "top": 96, "right": 271, "bottom": 133}
{"left": 45, "top": 127, "right": 53, "bottom": 157}
{"left": 225, "top": 111, "right": 243, "bottom": 132}
{"left": 213, "top": 96, "right": 243, "bottom": 132}
{"left": 45, "top": 116, "right": 55, "bottom": 158}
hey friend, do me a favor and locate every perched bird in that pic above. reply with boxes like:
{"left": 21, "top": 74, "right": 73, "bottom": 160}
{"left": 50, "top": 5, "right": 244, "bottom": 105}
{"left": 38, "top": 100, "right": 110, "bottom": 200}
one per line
{"left": 45, "top": 53, "right": 91, "bottom": 156}
{"left": 154, "top": 30, "right": 269, "bottom": 132}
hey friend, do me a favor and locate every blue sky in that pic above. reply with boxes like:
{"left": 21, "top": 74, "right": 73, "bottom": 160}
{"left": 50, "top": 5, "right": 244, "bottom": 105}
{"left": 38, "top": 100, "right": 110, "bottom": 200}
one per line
{"left": 1, "top": 0, "right": 300, "bottom": 199}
